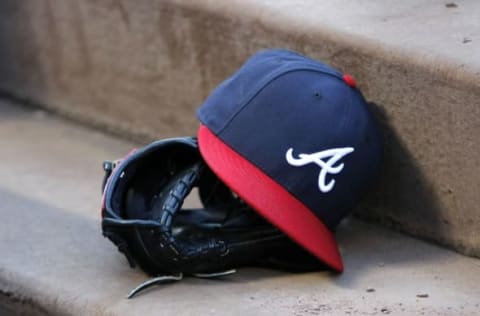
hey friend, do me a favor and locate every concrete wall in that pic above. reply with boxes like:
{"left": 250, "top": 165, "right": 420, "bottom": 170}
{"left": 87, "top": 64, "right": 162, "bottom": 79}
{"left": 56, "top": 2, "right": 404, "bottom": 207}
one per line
{"left": 0, "top": 0, "right": 479, "bottom": 257}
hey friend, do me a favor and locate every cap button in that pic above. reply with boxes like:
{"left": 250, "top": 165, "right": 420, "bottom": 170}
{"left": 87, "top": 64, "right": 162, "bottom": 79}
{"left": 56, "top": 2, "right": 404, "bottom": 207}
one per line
{"left": 343, "top": 74, "right": 356, "bottom": 88}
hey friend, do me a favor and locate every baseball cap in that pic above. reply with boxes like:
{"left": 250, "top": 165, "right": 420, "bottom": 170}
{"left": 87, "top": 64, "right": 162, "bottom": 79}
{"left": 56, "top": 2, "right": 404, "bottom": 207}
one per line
{"left": 196, "top": 49, "right": 383, "bottom": 272}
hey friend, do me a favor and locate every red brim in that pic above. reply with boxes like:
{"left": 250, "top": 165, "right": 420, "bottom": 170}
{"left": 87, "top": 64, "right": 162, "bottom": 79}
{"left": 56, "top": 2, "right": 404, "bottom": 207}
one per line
{"left": 198, "top": 125, "right": 344, "bottom": 272}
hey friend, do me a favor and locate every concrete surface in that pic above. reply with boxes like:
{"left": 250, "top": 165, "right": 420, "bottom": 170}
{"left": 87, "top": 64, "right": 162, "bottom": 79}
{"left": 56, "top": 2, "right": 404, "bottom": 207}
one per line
{"left": 1, "top": 100, "right": 480, "bottom": 315}
{"left": 0, "top": 0, "right": 479, "bottom": 259}
{"left": 0, "top": 306, "right": 15, "bottom": 316}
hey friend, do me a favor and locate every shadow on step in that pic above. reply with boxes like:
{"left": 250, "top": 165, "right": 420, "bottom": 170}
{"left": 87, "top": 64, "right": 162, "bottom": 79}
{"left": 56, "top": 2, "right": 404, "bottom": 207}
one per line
{"left": 336, "top": 102, "right": 452, "bottom": 283}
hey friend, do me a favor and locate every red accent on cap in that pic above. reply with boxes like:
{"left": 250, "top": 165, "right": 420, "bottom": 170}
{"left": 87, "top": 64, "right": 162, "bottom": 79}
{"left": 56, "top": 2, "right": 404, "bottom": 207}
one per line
{"left": 198, "top": 125, "right": 344, "bottom": 272}
{"left": 343, "top": 74, "right": 356, "bottom": 88}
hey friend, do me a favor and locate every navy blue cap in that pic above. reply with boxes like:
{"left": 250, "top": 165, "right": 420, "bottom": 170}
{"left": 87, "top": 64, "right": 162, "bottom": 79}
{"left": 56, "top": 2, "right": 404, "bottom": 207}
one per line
{"left": 196, "top": 49, "right": 382, "bottom": 271}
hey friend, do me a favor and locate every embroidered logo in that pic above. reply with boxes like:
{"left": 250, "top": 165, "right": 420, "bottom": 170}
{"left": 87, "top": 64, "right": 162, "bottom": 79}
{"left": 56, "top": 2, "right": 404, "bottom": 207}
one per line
{"left": 285, "top": 147, "right": 354, "bottom": 193}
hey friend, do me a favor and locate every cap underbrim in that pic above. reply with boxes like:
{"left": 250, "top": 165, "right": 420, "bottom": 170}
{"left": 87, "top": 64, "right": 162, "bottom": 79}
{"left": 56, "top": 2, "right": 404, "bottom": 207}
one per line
{"left": 198, "top": 124, "right": 343, "bottom": 272}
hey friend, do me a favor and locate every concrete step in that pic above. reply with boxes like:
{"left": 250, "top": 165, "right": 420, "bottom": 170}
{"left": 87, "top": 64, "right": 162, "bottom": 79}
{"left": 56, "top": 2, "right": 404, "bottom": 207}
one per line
{"left": 1, "top": 99, "right": 480, "bottom": 315}
{"left": 0, "top": 0, "right": 478, "bottom": 259}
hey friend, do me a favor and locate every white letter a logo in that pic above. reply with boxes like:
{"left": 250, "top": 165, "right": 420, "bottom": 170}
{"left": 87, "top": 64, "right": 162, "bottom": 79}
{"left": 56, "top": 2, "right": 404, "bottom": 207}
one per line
{"left": 285, "top": 147, "right": 354, "bottom": 193}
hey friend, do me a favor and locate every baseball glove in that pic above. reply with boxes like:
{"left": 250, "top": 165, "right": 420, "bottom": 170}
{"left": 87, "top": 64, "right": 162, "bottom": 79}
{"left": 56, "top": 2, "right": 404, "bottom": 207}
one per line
{"left": 101, "top": 137, "right": 321, "bottom": 298}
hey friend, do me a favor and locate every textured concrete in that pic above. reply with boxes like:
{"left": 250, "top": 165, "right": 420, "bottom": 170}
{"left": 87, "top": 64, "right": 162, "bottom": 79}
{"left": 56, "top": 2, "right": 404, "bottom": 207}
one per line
{"left": 0, "top": 0, "right": 479, "bottom": 262}
{"left": 1, "top": 99, "right": 480, "bottom": 315}
{"left": 0, "top": 306, "right": 15, "bottom": 316}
